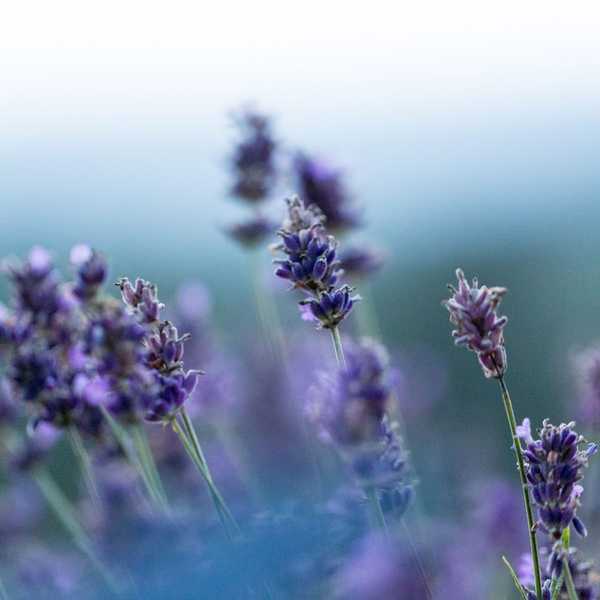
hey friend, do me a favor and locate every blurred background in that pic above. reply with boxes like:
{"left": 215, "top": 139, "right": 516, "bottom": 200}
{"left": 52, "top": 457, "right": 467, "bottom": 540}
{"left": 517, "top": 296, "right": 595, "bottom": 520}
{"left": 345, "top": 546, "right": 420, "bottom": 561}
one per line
{"left": 2, "top": 2, "right": 600, "bottom": 597}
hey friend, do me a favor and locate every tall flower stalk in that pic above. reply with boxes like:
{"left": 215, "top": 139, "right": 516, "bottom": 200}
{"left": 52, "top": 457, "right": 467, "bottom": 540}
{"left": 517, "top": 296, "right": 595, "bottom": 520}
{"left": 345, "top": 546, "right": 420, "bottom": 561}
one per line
{"left": 517, "top": 418, "right": 597, "bottom": 599}
{"left": 117, "top": 277, "right": 239, "bottom": 538}
{"left": 443, "top": 268, "right": 543, "bottom": 599}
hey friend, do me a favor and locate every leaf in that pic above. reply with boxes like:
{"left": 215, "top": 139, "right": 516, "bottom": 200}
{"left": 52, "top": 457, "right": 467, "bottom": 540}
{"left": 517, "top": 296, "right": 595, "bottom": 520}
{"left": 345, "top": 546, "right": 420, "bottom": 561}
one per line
{"left": 502, "top": 556, "right": 529, "bottom": 600}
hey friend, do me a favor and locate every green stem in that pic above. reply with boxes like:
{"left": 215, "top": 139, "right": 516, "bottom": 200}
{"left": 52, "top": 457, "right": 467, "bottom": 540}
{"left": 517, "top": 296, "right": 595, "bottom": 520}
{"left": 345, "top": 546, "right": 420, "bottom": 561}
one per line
{"left": 131, "top": 424, "right": 170, "bottom": 513}
{"left": 563, "top": 559, "right": 579, "bottom": 600}
{"left": 0, "top": 574, "right": 8, "bottom": 600}
{"left": 496, "top": 374, "right": 543, "bottom": 600}
{"left": 172, "top": 415, "right": 239, "bottom": 539}
{"left": 33, "top": 468, "right": 119, "bottom": 593}
{"left": 68, "top": 427, "right": 101, "bottom": 511}
{"left": 330, "top": 326, "right": 346, "bottom": 368}
{"left": 99, "top": 406, "right": 166, "bottom": 513}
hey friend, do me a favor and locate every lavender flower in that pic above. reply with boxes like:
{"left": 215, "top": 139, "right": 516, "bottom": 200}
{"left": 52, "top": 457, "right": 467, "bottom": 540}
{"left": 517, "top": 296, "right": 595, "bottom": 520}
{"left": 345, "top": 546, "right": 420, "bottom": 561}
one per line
{"left": 339, "top": 245, "right": 385, "bottom": 279}
{"left": 70, "top": 244, "right": 107, "bottom": 301}
{"left": 230, "top": 109, "right": 277, "bottom": 203}
{"left": 226, "top": 214, "right": 277, "bottom": 248}
{"left": 294, "top": 153, "right": 359, "bottom": 232}
{"left": 308, "top": 339, "right": 413, "bottom": 518}
{"left": 519, "top": 545, "right": 598, "bottom": 599}
{"left": 332, "top": 533, "right": 430, "bottom": 600}
{"left": 573, "top": 345, "right": 600, "bottom": 428}
{"left": 274, "top": 197, "right": 359, "bottom": 329}
{"left": 517, "top": 418, "right": 597, "bottom": 541}
{"left": 117, "top": 277, "right": 199, "bottom": 423}
{"left": 443, "top": 268, "right": 508, "bottom": 378}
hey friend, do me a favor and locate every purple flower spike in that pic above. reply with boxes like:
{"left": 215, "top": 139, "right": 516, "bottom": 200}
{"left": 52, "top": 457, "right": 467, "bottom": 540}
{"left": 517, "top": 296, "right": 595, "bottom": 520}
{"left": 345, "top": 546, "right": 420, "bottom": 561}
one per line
{"left": 518, "top": 418, "right": 596, "bottom": 541}
{"left": 71, "top": 245, "right": 107, "bottom": 301}
{"left": 273, "top": 196, "right": 359, "bottom": 330}
{"left": 443, "top": 268, "right": 508, "bottom": 378}
{"left": 300, "top": 285, "right": 359, "bottom": 330}
{"left": 230, "top": 109, "right": 277, "bottom": 203}
{"left": 308, "top": 339, "right": 413, "bottom": 518}
{"left": 294, "top": 152, "right": 360, "bottom": 232}
{"left": 226, "top": 214, "right": 277, "bottom": 248}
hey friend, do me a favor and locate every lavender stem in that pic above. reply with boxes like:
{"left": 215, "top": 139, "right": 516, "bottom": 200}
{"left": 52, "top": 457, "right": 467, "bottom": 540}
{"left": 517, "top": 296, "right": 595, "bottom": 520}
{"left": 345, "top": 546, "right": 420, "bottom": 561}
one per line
{"left": 131, "top": 424, "right": 170, "bottom": 513}
{"left": 67, "top": 426, "right": 101, "bottom": 512}
{"left": 99, "top": 406, "right": 167, "bottom": 513}
{"left": 33, "top": 468, "right": 120, "bottom": 593}
{"left": 330, "top": 326, "right": 346, "bottom": 368}
{"left": 172, "top": 413, "right": 239, "bottom": 539}
{"left": 0, "top": 574, "right": 8, "bottom": 600}
{"left": 563, "top": 558, "right": 579, "bottom": 600}
{"left": 496, "top": 374, "right": 543, "bottom": 600}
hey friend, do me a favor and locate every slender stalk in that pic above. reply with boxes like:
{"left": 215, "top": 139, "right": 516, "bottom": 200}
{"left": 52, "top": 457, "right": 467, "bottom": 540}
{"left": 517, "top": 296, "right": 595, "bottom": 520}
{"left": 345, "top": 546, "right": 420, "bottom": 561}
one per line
{"left": 366, "top": 487, "right": 389, "bottom": 536}
{"left": 172, "top": 415, "right": 239, "bottom": 539}
{"left": 329, "top": 326, "right": 346, "bottom": 368}
{"left": 68, "top": 427, "right": 101, "bottom": 511}
{"left": 496, "top": 374, "right": 543, "bottom": 600}
{"left": 131, "top": 424, "right": 169, "bottom": 513}
{"left": 563, "top": 559, "right": 579, "bottom": 600}
{"left": 99, "top": 406, "right": 166, "bottom": 513}
{"left": 401, "top": 520, "right": 433, "bottom": 600}
{"left": 33, "top": 468, "right": 119, "bottom": 593}
{"left": 0, "top": 574, "right": 8, "bottom": 600}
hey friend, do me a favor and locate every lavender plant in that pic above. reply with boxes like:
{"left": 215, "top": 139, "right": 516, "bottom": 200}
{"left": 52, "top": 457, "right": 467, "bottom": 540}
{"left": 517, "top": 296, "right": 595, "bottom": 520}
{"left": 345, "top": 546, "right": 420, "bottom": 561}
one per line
{"left": 117, "top": 276, "right": 239, "bottom": 538}
{"left": 443, "top": 268, "right": 544, "bottom": 599}
{"left": 517, "top": 418, "right": 597, "bottom": 598}
{"left": 307, "top": 339, "right": 414, "bottom": 529}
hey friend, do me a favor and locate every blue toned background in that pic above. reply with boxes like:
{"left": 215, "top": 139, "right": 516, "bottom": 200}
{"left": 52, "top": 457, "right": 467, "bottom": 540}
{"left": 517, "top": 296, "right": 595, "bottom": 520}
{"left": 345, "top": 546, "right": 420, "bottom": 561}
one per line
{"left": 2, "top": 2, "right": 600, "bottom": 597}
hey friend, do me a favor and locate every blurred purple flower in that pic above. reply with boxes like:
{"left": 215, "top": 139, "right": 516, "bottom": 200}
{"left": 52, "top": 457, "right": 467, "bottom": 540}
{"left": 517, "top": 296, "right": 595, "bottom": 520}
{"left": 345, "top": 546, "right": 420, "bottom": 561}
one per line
{"left": 230, "top": 109, "right": 277, "bottom": 203}
{"left": 309, "top": 339, "right": 413, "bottom": 518}
{"left": 339, "top": 245, "right": 386, "bottom": 279}
{"left": 443, "top": 268, "right": 508, "bottom": 378}
{"left": 332, "top": 533, "right": 430, "bottom": 599}
{"left": 572, "top": 345, "right": 600, "bottom": 429}
{"left": 226, "top": 214, "right": 278, "bottom": 248}
{"left": 294, "top": 153, "right": 360, "bottom": 232}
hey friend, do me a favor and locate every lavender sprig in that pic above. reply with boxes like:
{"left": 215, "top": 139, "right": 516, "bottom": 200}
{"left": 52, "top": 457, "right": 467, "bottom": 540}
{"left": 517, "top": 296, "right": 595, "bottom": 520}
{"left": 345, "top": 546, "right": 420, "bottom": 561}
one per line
{"left": 443, "top": 268, "right": 543, "bottom": 599}
{"left": 117, "top": 276, "right": 239, "bottom": 538}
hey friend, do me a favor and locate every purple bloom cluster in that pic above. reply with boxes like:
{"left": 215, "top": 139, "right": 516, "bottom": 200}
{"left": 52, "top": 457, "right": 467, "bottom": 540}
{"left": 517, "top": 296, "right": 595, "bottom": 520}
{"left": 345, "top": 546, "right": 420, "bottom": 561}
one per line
{"left": 226, "top": 214, "right": 277, "bottom": 248}
{"left": 517, "top": 418, "right": 597, "bottom": 541}
{"left": 573, "top": 345, "right": 600, "bottom": 428}
{"left": 339, "top": 245, "right": 385, "bottom": 279}
{"left": 309, "top": 339, "right": 413, "bottom": 518}
{"left": 274, "top": 197, "right": 359, "bottom": 329}
{"left": 118, "top": 277, "right": 200, "bottom": 422}
{"left": 230, "top": 110, "right": 277, "bottom": 203}
{"left": 443, "top": 268, "right": 508, "bottom": 378}
{"left": 519, "top": 545, "right": 598, "bottom": 600}
{"left": 294, "top": 153, "right": 359, "bottom": 233}
{"left": 332, "top": 533, "right": 430, "bottom": 600}
{"left": 0, "top": 247, "right": 109, "bottom": 433}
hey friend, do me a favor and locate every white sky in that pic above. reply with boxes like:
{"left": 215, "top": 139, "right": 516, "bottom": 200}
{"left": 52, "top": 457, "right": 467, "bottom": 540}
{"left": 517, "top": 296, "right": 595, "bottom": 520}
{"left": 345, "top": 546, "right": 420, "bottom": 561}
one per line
{"left": 1, "top": 1, "right": 600, "bottom": 133}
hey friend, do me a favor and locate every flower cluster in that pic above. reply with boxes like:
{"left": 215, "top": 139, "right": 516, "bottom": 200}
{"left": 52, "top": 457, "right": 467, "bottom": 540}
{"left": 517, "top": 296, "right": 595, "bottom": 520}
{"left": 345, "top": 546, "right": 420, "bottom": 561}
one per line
{"left": 519, "top": 545, "right": 598, "bottom": 600}
{"left": 0, "top": 247, "right": 109, "bottom": 434}
{"left": 517, "top": 418, "right": 597, "bottom": 541}
{"left": 443, "top": 268, "right": 508, "bottom": 378}
{"left": 294, "top": 153, "right": 359, "bottom": 233}
{"left": 274, "top": 197, "right": 359, "bottom": 329}
{"left": 230, "top": 110, "right": 277, "bottom": 203}
{"left": 226, "top": 109, "right": 278, "bottom": 248}
{"left": 118, "top": 277, "right": 200, "bottom": 422}
{"left": 308, "top": 339, "right": 413, "bottom": 518}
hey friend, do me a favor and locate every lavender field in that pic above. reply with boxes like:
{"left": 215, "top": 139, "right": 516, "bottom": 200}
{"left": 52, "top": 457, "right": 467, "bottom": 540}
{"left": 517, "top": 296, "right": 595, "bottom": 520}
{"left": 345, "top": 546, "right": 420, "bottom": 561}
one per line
{"left": 2, "top": 4, "right": 600, "bottom": 599}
